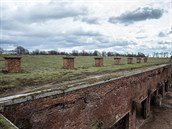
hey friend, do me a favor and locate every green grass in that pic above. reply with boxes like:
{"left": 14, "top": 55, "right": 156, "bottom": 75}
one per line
{"left": 0, "top": 55, "right": 170, "bottom": 95}
{"left": 0, "top": 114, "right": 17, "bottom": 129}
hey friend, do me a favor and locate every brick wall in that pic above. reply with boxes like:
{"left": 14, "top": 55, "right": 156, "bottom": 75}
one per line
{"left": 136, "top": 57, "right": 141, "bottom": 63}
{"left": 95, "top": 57, "right": 103, "bottom": 67}
{"left": 127, "top": 58, "right": 133, "bottom": 64}
{"left": 1, "top": 64, "right": 172, "bottom": 129}
{"left": 114, "top": 58, "right": 121, "bottom": 65}
{"left": 63, "top": 57, "right": 75, "bottom": 69}
{"left": 4, "top": 57, "right": 21, "bottom": 73}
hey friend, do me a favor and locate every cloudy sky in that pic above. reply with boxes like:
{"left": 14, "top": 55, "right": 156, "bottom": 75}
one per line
{"left": 0, "top": 0, "right": 172, "bottom": 55}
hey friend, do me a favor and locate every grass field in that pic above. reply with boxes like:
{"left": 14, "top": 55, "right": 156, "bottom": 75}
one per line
{"left": 0, "top": 55, "right": 170, "bottom": 95}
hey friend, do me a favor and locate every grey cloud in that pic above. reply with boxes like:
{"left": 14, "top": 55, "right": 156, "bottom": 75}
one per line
{"left": 95, "top": 37, "right": 109, "bottom": 43}
{"left": 94, "top": 37, "right": 137, "bottom": 48}
{"left": 158, "top": 41, "right": 172, "bottom": 45}
{"left": 109, "top": 6, "right": 164, "bottom": 25}
{"left": 72, "top": 29, "right": 102, "bottom": 37}
{"left": 112, "top": 40, "right": 137, "bottom": 46}
{"left": 81, "top": 17, "right": 99, "bottom": 24}
{"left": 136, "top": 36, "right": 147, "bottom": 39}
{"left": 1, "top": 2, "right": 88, "bottom": 25}
{"left": 158, "top": 27, "right": 172, "bottom": 37}
{"left": 168, "top": 26, "right": 172, "bottom": 34}
{"left": 158, "top": 32, "right": 166, "bottom": 37}
{"left": 73, "top": 16, "right": 100, "bottom": 24}
{"left": 16, "top": 5, "right": 88, "bottom": 23}
{"left": 0, "top": 27, "right": 104, "bottom": 50}
{"left": 155, "top": 46, "right": 168, "bottom": 50}
{"left": 0, "top": 39, "right": 17, "bottom": 45}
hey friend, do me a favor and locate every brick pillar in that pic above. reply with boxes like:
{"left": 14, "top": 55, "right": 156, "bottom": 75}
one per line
{"left": 127, "top": 58, "right": 133, "bottom": 64}
{"left": 136, "top": 57, "right": 141, "bottom": 63}
{"left": 4, "top": 57, "right": 22, "bottom": 73}
{"left": 95, "top": 57, "right": 103, "bottom": 67}
{"left": 63, "top": 57, "right": 75, "bottom": 69}
{"left": 144, "top": 57, "right": 148, "bottom": 63}
{"left": 114, "top": 57, "right": 121, "bottom": 65}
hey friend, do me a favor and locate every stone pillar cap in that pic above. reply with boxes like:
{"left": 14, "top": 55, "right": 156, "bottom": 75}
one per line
{"left": 114, "top": 57, "right": 121, "bottom": 59}
{"left": 63, "top": 56, "right": 75, "bottom": 59}
{"left": 94, "top": 57, "right": 103, "bottom": 59}
{"left": 4, "top": 56, "right": 22, "bottom": 59}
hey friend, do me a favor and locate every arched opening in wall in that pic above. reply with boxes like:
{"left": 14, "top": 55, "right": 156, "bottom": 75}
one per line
{"left": 165, "top": 81, "right": 168, "bottom": 92}
{"left": 158, "top": 87, "right": 163, "bottom": 96}
{"left": 109, "top": 113, "right": 129, "bottom": 129}
{"left": 150, "top": 91, "right": 157, "bottom": 106}
{"left": 150, "top": 90, "right": 162, "bottom": 107}
{"left": 136, "top": 98, "right": 148, "bottom": 128}
{"left": 136, "top": 98, "right": 147, "bottom": 120}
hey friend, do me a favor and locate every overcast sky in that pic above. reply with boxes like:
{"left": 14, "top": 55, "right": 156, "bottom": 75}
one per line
{"left": 0, "top": 0, "right": 172, "bottom": 55}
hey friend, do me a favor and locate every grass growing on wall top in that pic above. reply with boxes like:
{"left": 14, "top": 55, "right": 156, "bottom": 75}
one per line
{"left": 0, "top": 55, "right": 169, "bottom": 96}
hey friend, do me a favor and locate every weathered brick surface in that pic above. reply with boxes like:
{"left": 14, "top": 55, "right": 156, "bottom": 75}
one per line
{"left": 95, "top": 57, "right": 103, "bottom": 67}
{"left": 114, "top": 58, "right": 121, "bottom": 65}
{"left": 4, "top": 57, "right": 21, "bottom": 73}
{"left": 63, "top": 57, "right": 75, "bottom": 69}
{"left": 136, "top": 57, "right": 142, "bottom": 63}
{"left": 127, "top": 58, "right": 133, "bottom": 64}
{"left": 144, "top": 58, "right": 148, "bottom": 63}
{"left": 1, "top": 64, "right": 172, "bottom": 129}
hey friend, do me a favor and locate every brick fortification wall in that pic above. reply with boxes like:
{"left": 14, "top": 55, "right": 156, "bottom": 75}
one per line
{"left": 1, "top": 64, "right": 172, "bottom": 129}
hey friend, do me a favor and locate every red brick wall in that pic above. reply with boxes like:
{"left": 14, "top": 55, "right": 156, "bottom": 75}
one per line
{"left": 144, "top": 58, "right": 148, "bottom": 63}
{"left": 63, "top": 57, "right": 75, "bottom": 69}
{"left": 2, "top": 64, "right": 172, "bottom": 129}
{"left": 95, "top": 58, "right": 103, "bottom": 67}
{"left": 4, "top": 57, "right": 21, "bottom": 73}
{"left": 114, "top": 58, "right": 121, "bottom": 65}
{"left": 127, "top": 58, "right": 133, "bottom": 64}
{"left": 136, "top": 58, "right": 141, "bottom": 63}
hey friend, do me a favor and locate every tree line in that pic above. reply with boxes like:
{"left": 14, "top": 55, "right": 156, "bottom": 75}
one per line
{"left": 0, "top": 46, "right": 148, "bottom": 57}
{"left": 1, "top": 46, "right": 171, "bottom": 58}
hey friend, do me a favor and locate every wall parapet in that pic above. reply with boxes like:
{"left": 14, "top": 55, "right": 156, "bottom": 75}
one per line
{"left": 0, "top": 64, "right": 171, "bottom": 107}
{"left": 0, "top": 63, "right": 172, "bottom": 129}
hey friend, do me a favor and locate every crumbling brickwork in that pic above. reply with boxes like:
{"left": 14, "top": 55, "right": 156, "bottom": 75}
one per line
{"left": 95, "top": 57, "right": 103, "bottom": 67}
{"left": 144, "top": 58, "right": 148, "bottom": 63}
{"left": 136, "top": 57, "right": 142, "bottom": 63}
{"left": 127, "top": 57, "right": 133, "bottom": 64}
{"left": 4, "top": 57, "right": 22, "bottom": 73}
{"left": 114, "top": 57, "right": 121, "bottom": 65}
{"left": 63, "top": 57, "right": 75, "bottom": 69}
{"left": 1, "top": 64, "right": 172, "bottom": 129}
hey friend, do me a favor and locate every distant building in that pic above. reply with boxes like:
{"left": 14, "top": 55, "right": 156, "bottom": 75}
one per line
{"left": 2, "top": 50, "right": 17, "bottom": 55}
